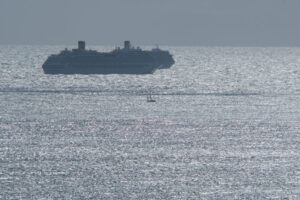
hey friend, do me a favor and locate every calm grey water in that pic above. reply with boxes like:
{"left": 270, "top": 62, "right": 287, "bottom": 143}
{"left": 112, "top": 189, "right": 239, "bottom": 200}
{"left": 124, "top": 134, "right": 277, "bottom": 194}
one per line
{"left": 1, "top": 46, "right": 300, "bottom": 199}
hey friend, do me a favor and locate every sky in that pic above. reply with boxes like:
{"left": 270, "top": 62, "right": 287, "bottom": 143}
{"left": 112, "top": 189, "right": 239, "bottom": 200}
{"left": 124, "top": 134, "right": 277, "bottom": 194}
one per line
{"left": 0, "top": 0, "right": 299, "bottom": 46}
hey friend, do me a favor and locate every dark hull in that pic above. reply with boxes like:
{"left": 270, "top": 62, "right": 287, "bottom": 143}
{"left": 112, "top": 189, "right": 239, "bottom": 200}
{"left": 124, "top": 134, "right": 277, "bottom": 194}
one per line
{"left": 43, "top": 63, "right": 158, "bottom": 74}
{"left": 148, "top": 51, "right": 175, "bottom": 69}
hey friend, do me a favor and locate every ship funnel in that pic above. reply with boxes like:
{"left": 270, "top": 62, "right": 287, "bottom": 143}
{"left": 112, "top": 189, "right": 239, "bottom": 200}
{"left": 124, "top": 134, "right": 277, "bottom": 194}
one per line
{"left": 124, "top": 41, "right": 130, "bottom": 49}
{"left": 78, "top": 41, "right": 85, "bottom": 50}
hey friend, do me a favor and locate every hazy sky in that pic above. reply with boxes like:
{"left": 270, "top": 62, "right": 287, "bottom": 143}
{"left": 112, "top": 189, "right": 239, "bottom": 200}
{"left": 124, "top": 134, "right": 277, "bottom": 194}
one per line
{"left": 0, "top": 0, "right": 299, "bottom": 46}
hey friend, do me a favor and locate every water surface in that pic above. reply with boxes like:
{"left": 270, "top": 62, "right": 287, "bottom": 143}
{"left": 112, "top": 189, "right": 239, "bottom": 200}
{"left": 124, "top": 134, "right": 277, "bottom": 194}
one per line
{"left": 1, "top": 46, "right": 300, "bottom": 199}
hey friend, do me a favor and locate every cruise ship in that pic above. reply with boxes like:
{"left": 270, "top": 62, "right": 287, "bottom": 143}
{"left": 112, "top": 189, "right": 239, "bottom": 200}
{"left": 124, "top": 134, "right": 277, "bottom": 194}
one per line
{"left": 42, "top": 41, "right": 174, "bottom": 74}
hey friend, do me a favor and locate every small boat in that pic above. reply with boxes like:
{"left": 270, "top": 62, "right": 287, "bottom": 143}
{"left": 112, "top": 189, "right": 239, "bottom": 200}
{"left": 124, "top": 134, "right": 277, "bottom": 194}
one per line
{"left": 147, "top": 94, "right": 156, "bottom": 102}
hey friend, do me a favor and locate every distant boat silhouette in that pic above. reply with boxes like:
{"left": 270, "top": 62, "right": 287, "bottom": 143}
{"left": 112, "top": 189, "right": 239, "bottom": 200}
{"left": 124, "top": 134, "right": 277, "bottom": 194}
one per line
{"left": 147, "top": 94, "right": 156, "bottom": 102}
{"left": 42, "top": 41, "right": 175, "bottom": 74}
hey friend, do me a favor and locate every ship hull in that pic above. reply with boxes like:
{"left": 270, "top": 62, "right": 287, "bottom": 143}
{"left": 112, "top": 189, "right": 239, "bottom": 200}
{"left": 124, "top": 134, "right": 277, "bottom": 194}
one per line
{"left": 148, "top": 51, "right": 175, "bottom": 69}
{"left": 42, "top": 63, "right": 158, "bottom": 74}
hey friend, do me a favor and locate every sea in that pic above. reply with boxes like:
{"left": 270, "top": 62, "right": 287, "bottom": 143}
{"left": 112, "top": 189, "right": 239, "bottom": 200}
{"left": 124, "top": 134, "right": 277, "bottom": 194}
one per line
{"left": 1, "top": 46, "right": 300, "bottom": 199}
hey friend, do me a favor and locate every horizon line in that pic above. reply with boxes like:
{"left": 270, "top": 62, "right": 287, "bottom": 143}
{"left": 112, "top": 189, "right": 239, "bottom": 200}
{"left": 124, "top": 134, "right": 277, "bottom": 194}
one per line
{"left": 1, "top": 43, "right": 300, "bottom": 48}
